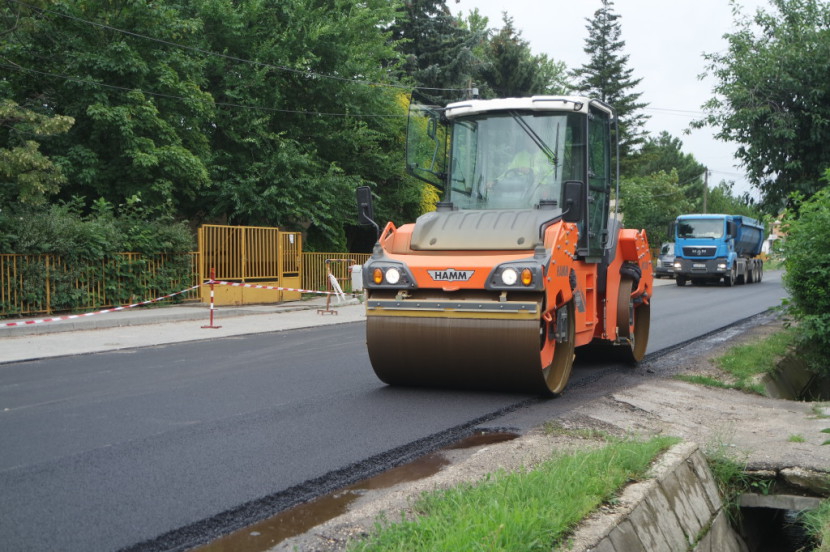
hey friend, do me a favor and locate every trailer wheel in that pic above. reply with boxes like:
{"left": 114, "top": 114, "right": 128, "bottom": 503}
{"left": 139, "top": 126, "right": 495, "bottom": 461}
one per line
{"left": 615, "top": 277, "right": 651, "bottom": 364}
{"left": 540, "top": 300, "right": 575, "bottom": 395}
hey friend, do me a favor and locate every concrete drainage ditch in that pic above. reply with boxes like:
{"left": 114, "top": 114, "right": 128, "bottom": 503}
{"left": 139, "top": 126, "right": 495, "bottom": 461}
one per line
{"left": 567, "top": 441, "right": 827, "bottom": 552}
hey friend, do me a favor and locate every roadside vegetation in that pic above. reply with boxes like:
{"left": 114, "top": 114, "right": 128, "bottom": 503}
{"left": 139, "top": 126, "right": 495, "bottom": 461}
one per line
{"left": 802, "top": 499, "right": 830, "bottom": 552}
{"left": 782, "top": 182, "right": 830, "bottom": 379}
{"left": 348, "top": 436, "right": 678, "bottom": 552}
{"left": 680, "top": 317, "right": 830, "bottom": 551}
{"left": 705, "top": 434, "right": 830, "bottom": 552}
{"left": 675, "top": 328, "right": 796, "bottom": 395}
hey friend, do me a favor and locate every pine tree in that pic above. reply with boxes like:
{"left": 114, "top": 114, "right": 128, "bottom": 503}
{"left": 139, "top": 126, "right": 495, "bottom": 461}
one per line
{"left": 572, "top": 0, "right": 649, "bottom": 169}
{"left": 479, "top": 15, "right": 545, "bottom": 98}
{"left": 390, "top": 0, "right": 483, "bottom": 104}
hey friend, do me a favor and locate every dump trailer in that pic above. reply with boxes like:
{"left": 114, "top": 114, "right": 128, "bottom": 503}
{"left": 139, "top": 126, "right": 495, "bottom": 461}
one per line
{"left": 673, "top": 214, "right": 765, "bottom": 287}
{"left": 356, "top": 95, "right": 653, "bottom": 395}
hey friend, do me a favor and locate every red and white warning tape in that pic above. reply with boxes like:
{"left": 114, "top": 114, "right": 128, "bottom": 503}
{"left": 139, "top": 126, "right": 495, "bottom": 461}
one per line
{"left": 1, "top": 279, "right": 343, "bottom": 329}
{"left": 2, "top": 284, "right": 201, "bottom": 328}
{"left": 208, "top": 280, "right": 335, "bottom": 295}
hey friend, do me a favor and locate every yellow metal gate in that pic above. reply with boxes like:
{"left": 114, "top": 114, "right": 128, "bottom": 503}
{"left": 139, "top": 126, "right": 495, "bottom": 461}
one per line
{"left": 198, "top": 225, "right": 302, "bottom": 305}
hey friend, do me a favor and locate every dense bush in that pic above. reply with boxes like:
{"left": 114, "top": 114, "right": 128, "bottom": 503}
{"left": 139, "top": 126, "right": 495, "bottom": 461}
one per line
{"left": 0, "top": 196, "right": 194, "bottom": 256}
{"left": 0, "top": 197, "right": 195, "bottom": 315}
{"left": 781, "top": 179, "right": 830, "bottom": 376}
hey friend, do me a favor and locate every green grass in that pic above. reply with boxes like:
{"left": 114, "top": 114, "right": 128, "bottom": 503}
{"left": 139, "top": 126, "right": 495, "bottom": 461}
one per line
{"left": 541, "top": 420, "right": 612, "bottom": 441}
{"left": 801, "top": 499, "right": 830, "bottom": 552}
{"left": 675, "top": 328, "right": 795, "bottom": 395}
{"left": 788, "top": 434, "right": 806, "bottom": 443}
{"left": 348, "top": 436, "right": 679, "bottom": 552}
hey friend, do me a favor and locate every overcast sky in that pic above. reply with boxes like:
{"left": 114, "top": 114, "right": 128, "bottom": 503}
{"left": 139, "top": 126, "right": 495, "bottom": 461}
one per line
{"left": 450, "top": 0, "right": 769, "bottom": 197}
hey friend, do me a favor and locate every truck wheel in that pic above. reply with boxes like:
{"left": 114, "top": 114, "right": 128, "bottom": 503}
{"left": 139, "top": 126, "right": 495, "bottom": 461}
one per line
{"left": 724, "top": 268, "right": 735, "bottom": 287}
{"left": 676, "top": 276, "right": 687, "bottom": 287}
{"left": 746, "top": 266, "right": 754, "bottom": 284}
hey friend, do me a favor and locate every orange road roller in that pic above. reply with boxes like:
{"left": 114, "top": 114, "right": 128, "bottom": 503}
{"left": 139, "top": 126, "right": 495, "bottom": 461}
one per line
{"left": 357, "top": 95, "right": 652, "bottom": 395}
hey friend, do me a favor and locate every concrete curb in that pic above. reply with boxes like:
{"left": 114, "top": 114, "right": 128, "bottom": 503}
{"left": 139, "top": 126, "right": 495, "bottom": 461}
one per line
{"left": 568, "top": 442, "right": 747, "bottom": 552}
{"left": 0, "top": 297, "right": 362, "bottom": 338}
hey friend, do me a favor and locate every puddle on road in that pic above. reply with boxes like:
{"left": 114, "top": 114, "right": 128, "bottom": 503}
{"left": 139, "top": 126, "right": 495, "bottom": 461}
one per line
{"left": 195, "top": 431, "right": 518, "bottom": 552}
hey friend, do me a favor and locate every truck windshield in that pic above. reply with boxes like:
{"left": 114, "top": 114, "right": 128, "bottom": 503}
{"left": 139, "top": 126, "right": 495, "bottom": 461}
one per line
{"left": 447, "top": 112, "right": 584, "bottom": 210}
{"left": 677, "top": 219, "right": 724, "bottom": 239}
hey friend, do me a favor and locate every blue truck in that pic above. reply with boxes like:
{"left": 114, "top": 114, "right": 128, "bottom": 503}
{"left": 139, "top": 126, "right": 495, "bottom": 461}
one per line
{"left": 672, "top": 214, "right": 765, "bottom": 287}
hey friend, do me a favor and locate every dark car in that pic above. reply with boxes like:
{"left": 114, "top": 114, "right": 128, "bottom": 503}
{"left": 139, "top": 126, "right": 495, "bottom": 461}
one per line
{"left": 655, "top": 242, "right": 676, "bottom": 278}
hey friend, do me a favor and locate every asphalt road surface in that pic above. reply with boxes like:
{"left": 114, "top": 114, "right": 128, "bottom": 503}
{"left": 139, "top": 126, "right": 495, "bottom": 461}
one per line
{"left": 0, "top": 271, "right": 787, "bottom": 551}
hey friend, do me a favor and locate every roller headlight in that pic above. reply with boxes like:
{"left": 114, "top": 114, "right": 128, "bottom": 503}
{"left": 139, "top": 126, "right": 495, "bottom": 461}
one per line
{"left": 487, "top": 262, "right": 543, "bottom": 291}
{"left": 500, "top": 268, "right": 518, "bottom": 286}
{"left": 364, "top": 261, "right": 414, "bottom": 289}
{"left": 385, "top": 267, "right": 401, "bottom": 284}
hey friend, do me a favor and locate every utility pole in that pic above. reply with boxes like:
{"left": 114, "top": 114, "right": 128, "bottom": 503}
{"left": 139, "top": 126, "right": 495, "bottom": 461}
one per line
{"left": 703, "top": 169, "right": 709, "bottom": 214}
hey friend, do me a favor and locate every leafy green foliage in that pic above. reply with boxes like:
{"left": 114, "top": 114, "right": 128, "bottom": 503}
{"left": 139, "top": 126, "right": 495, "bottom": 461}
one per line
{"left": 620, "top": 170, "right": 692, "bottom": 245}
{"left": 2, "top": 0, "right": 212, "bottom": 214}
{"left": 628, "top": 132, "right": 705, "bottom": 207}
{"left": 782, "top": 182, "right": 830, "bottom": 376}
{"left": 696, "top": 0, "right": 830, "bottom": 210}
{"left": 704, "top": 181, "right": 763, "bottom": 218}
{"left": 0, "top": 198, "right": 194, "bottom": 315}
{"left": 0, "top": 99, "right": 74, "bottom": 205}
{"left": 1, "top": 0, "right": 418, "bottom": 251}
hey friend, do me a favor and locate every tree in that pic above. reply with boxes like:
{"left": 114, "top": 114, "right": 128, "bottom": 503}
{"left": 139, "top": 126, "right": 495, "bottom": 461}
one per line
{"left": 628, "top": 132, "right": 706, "bottom": 210}
{"left": 619, "top": 170, "right": 692, "bottom": 246}
{"left": 695, "top": 0, "right": 830, "bottom": 210}
{"left": 1, "top": 0, "right": 213, "bottom": 214}
{"left": 705, "top": 180, "right": 761, "bottom": 218}
{"left": 194, "top": 0, "right": 412, "bottom": 250}
{"left": 456, "top": 10, "right": 569, "bottom": 98}
{"left": 477, "top": 14, "right": 545, "bottom": 98}
{"left": 1, "top": 0, "right": 417, "bottom": 251}
{"left": 571, "top": 0, "right": 649, "bottom": 170}
{"left": 0, "top": 99, "right": 73, "bottom": 206}
{"left": 390, "top": 0, "right": 483, "bottom": 103}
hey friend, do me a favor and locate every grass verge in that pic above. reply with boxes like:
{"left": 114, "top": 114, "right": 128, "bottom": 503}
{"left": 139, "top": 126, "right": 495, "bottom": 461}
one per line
{"left": 675, "top": 327, "right": 795, "bottom": 395}
{"left": 348, "top": 436, "right": 679, "bottom": 552}
{"left": 802, "top": 499, "right": 830, "bottom": 552}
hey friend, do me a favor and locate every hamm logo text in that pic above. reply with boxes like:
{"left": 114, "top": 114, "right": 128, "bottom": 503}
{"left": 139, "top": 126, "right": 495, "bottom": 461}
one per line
{"left": 428, "top": 269, "right": 474, "bottom": 282}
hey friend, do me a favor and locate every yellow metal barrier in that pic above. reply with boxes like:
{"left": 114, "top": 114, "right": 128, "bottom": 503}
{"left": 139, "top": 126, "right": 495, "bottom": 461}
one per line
{"left": 0, "top": 252, "right": 199, "bottom": 317}
{"left": 0, "top": 247, "right": 373, "bottom": 318}
{"left": 302, "top": 253, "right": 370, "bottom": 294}
{"left": 197, "top": 225, "right": 303, "bottom": 305}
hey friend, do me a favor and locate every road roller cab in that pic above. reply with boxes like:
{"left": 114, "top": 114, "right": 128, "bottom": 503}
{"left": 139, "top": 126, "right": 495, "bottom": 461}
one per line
{"left": 357, "top": 95, "right": 653, "bottom": 395}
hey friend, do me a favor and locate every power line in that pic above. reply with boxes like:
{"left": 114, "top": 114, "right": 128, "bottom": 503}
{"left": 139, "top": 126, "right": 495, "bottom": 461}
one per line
{"left": 7, "top": 0, "right": 465, "bottom": 93}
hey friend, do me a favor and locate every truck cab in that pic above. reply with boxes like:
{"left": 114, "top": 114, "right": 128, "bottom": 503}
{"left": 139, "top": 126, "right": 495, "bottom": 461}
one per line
{"left": 673, "top": 214, "right": 764, "bottom": 287}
